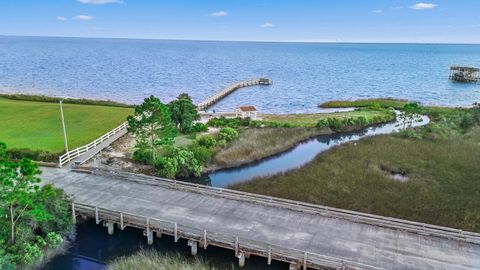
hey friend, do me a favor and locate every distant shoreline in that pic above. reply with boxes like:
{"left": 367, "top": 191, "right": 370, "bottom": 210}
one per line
{"left": 2, "top": 34, "right": 480, "bottom": 46}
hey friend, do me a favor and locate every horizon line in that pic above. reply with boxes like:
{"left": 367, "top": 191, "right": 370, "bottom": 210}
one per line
{"left": 2, "top": 34, "right": 480, "bottom": 46}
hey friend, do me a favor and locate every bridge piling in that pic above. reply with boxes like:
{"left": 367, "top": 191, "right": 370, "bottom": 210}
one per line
{"left": 237, "top": 252, "right": 246, "bottom": 267}
{"left": 146, "top": 218, "right": 153, "bottom": 245}
{"left": 107, "top": 222, "right": 114, "bottom": 235}
{"left": 188, "top": 240, "right": 198, "bottom": 255}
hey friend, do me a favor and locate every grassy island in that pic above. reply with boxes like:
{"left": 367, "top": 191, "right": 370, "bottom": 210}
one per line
{"left": 0, "top": 96, "right": 133, "bottom": 160}
{"left": 232, "top": 99, "right": 480, "bottom": 232}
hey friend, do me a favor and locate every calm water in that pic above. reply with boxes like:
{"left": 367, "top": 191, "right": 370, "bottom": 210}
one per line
{"left": 202, "top": 113, "right": 430, "bottom": 187}
{"left": 1, "top": 36, "right": 480, "bottom": 113}
{"left": 45, "top": 219, "right": 287, "bottom": 270}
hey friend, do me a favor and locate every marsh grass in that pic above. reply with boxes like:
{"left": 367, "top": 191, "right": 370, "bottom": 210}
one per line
{"left": 263, "top": 109, "right": 395, "bottom": 127}
{"left": 232, "top": 127, "right": 480, "bottom": 232}
{"left": 212, "top": 128, "right": 331, "bottom": 168}
{"left": 319, "top": 98, "right": 409, "bottom": 109}
{"left": 106, "top": 250, "right": 222, "bottom": 270}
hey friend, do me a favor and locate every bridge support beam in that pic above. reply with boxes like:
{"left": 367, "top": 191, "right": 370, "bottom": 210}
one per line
{"left": 156, "top": 232, "right": 162, "bottom": 238}
{"left": 187, "top": 240, "right": 198, "bottom": 256}
{"left": 107, "top": 222, "right": 114, "bottom": 235}
{"left": 237, "top": 252, "right": 246, "bottom": 267}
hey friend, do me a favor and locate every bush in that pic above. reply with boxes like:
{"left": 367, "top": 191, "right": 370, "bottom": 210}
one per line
{"left": 132, "top": 149, "right": 153, "bottom": 164}
{"left": 7, "top": 149, "right": 59, "bottom": 162}
{"left": 355, "top": 116, "right": 369, "bottom": 126}
{"left": 219, "top": 127, "right": 239, "bottom": 142}
{"left": 207, "top": 117, "right": 251, "bottom": 128}
{"left": 188, "top": 145, "right": 212, "bottom": 164}
{"left": 45, "top": 232, "right": 63, "bottom": 249}
{"left": 196, "top": 136, "right": 216, "bottom": 149}
{"left": 191, "top": 123, "right": 208, "bottom": 133}
{"left": 155, "top": 147, "right": 201, "bottom": 178}
{"left": 316, "top": 119, "right": 329, "bottom": 128}
{"left": 21, "top": 243, "right": 42, "bottom": 266}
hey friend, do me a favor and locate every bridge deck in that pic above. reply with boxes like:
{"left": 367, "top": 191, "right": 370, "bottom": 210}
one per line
{"left": 41, "top": 168, "right": 480, "bottom": 270}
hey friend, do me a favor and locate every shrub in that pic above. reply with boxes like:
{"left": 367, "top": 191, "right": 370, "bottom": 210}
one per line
{"left": 191, "top": 123, "right": 208, "bottom": 133}
{"left": 7, "top": 149, "right": 59, "bottom": 162}
{"left": 155, "top": 147, "right": 201, "bottom": 178}
{"left": 21, "top": 243, "right": 42, "bottom": 266}
{"left": 188, "top": 145, "right": 212, "bottom": 164}
{"left": 316, "top": 119, "right": 329, "bottom": 128}
{"left": 207, "top": 117, "right": 251, "bottom": 128}
{"left": 327, "top": 118, "right": 345, "bottom": 131}
{"left": 196, "top": 136, "right": 216, "bottom": 149}
{"left": 219, "top": 127, "right": 239, "bottom": 142}
{"left": 132, "top": 149, "right": 153, "bottom": 164}
{"left": 45, "top": 232, "right": 63, "bottom": 249}
{"left": 355, "top": 116, "right": 369, "bottom": 126}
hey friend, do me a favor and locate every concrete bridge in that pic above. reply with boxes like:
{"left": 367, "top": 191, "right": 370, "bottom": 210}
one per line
{"left": 41, "top": 167, "right": 480, "bottom": 270}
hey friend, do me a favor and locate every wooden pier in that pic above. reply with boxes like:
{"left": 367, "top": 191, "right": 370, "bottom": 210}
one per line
{"left": 450, "top": 65, "right": 480, "bottom": 83}
{"left": 42, "top": 167, "right": 480, "bottom": 270}
{"left": 197, "top": 78, "right": 272, "bottom": 111}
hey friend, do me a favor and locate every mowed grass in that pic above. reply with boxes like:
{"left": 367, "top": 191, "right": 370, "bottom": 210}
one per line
{"left": 232, "top": 127, "right": 480, "bottom": 232}
{"left": 262, "top": 109, "right": 395, "bottom": 127}
{"left": 0, "top": 97, "right": 132, "bottom": 153}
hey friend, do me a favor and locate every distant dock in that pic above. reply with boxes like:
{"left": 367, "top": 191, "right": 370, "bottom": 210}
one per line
{"left": 197, "top": 78, "right": 272, "bottom": 111}
{"left": 450, "top": 66, "right": 480, "bottom": 83}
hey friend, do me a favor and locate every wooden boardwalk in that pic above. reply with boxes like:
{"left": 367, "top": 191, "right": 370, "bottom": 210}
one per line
{"left": 41, "top": 168, "right": 480, "bottom": 270}
{"left": 197, "top": 78, "right": 272, "bottom": 111}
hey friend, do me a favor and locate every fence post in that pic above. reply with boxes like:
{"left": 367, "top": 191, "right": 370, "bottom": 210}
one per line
{"left": 71, "top": 202, "right": 76, "bottom": 223}
{"left": 95, "top": 206, "right": 100, "bottom": 224}
{"left": 174, "top": 223, "right": 178, "bottom": 242}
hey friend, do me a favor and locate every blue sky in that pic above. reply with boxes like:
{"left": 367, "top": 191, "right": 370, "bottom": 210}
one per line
{"left": 1, "top": 0, "right": 480, "bottom": 43}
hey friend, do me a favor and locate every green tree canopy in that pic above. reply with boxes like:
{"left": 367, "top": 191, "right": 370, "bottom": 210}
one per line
{"left": 127, "top": 96, "right": 178, "bottom": 166}
{"left": 168, "top": 93, "right": 200, "bottom": 134}
{"left": 0, "top": 143, "right": 47, "bottom": 244}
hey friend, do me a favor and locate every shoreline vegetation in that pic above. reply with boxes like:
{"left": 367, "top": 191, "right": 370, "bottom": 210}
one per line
{"left": 106, "top": 250, "right": 223, "bottom": 270}
{"left": 210, "top": 109, "right": 395, "bottom": 170}
{"left": 232, "top": 99, "right": 480, "bottom": 232}
{"left": 0, "top": 143, "right": 75, "bottom": 270}
{"left": 0, "top": 93, "right": 133, "bottom": 108}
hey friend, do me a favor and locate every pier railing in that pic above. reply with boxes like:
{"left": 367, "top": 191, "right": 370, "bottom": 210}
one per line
{"left": 85, "top": 169, "right": 480, "bottom": 245}
{"left": 58, "top": 121, "right": 128, "bottom": 167}
{"left": 72, "top": 202, "right": 382, "bottom": 270}
{"left": 197, "top": 78, "right": 272, "bottom": 111}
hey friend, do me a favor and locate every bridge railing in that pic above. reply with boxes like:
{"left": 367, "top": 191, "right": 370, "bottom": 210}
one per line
{"left": 72, "top": 202, "right": 382, "bottom": 270}
{"left": 86, "top": 169, "right": 480, "bottom": 245}
{"left": 58, "top": 121, "right": 128, "bottom": 167}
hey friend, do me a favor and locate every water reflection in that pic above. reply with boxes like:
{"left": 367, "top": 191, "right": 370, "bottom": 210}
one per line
{"left": 197, "top": 114, "right": 429, "bottom": 187}
{"left": 45, "top": 220, "right": 287, "bottom": 270}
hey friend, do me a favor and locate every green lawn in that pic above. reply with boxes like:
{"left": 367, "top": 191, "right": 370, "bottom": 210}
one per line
{"left": 0, "top": 97, "right": 133, "bottom": 153}
{"left": 263, "top": 109, "right": 395, "bottom": 127}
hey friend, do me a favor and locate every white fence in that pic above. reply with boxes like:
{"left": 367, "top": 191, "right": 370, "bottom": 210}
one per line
{"left": 88, "top": 169, "right": 480, "bottom": 246}
{"left": 58, "top": 121, "right": 128, "bottom": 167}
{"left": 72, "top": 202, "right": 382, "bottom": 270}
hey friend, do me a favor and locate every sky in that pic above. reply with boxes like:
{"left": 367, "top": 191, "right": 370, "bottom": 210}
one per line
{"left": 1, "top": 0, "right": 480, "bottom": 43}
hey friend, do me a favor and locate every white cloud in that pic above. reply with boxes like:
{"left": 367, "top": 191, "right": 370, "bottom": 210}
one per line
{"left": 372, "top": 10, "right": 383, "bottom": 14}
{"left": 409, "top": 3, "right": 438, "bottom": 10}
{"left": 77, "top": 0, "right": 121, "bottom": 4}
{"left": 74, "top": 15, "right": 94, "bottom": 21}
{"left": 260, "top": 22, "right": 275, "bottom": 28}
{"left": 209, "top": 11, "right": 228, "bottom": 17}
{"left": 56, "top": 16, "right": 68, "bottom": 21}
